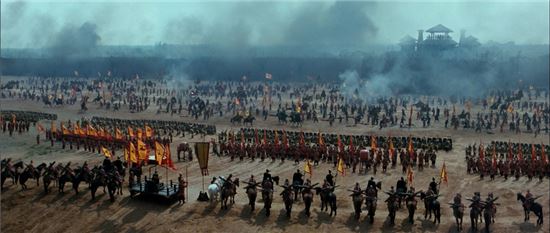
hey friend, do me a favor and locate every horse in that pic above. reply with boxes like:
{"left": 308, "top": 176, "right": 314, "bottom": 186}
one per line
{"left": 230, "top": 115, "right": 243, "bottom": 125}
{"left": 277, "top": 111, "right": 287, "bottom": 124}
{"left": 106, "top": 176, "right": 117, "bottom": 202}
{"left": 470, "top": 204, "right": 483, "bottom": 231}
{"left": 483, "top": 204, "right": 493, "bottom": 232}
{"left": 386, "top": 195, "right": 399, "bottom": 225}
{"left": 220, "top": 178, "right": 239, "bottom": 209}
{"left": 1, "top": 161, "right": 23, "bottom": 189}
{"left": 302, "top": 187, "right": 314, "bottom": 217}
{"left": 18, "top": 164, "right": 45, "bottom": 190}
{"left": 208, "top": 177, "right": 224, "bottom": 203}
{"left": 406, "top": 195, "right": 418, "bottom": 224}
{"left": 90, "top": 172, "right": 107, "bottom": 200}
{"left": 18, "top": 168, "right": 33, "bottom": 190}
{"left": 245, "top": 183, "right": 258, "bottom": 211}
{"left": 42, "top": 171, "right": 54, "bottom": 194}
{"left": 58, "top": 168, "right": 76, "bottom": 194}
{"left": 517, "top": 193, "right": 543, "bottom": 226}
{"left": 421, "top": 192, "right": 441, "bottom": 224}
{"left": 261, "top": 180, "right": 274, "bottom": 217}
{"left": 316, "top": 186, "right": 337, "bottom": 217}
{"left": 243, "top": 116, "right": 255, "bottom": 126}
{"left": 450, "top": 203, "right": 465, "bottom": 231}
{"left": 281, "top": 186, "right": 294, "bottom": 218}
{"left": 350, "top": 191, "right": 364, "bottom": 220}
{"left": 365, "top": 186, "right": 378, "bottom": 223}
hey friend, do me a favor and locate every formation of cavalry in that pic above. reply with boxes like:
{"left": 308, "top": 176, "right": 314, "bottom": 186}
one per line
{"left": 1, "top": 158, "right": 544, "bottom": 232}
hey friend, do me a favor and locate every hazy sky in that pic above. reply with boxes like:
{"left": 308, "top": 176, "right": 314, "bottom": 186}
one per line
{"left": 1, "top": 0, "right": 548, "bottom": 49}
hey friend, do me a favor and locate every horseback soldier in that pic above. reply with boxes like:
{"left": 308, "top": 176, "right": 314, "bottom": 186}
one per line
{"left": 263, "top": 169, "right": 272, "bottom": 183}
{"left": 429, "top": 177, "right": 438, "bottom": 194}
{"left": 326, "top": 170, "right": 335, "bottom": 186}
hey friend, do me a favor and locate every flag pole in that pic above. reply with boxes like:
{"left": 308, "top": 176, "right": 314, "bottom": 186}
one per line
{"left": 186, "top": 165, "right": 189, "bottom": 201}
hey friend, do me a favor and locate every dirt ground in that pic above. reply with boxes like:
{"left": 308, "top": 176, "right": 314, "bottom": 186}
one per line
{"left": 1, "top": 81, "right": 549, "bottom": 233}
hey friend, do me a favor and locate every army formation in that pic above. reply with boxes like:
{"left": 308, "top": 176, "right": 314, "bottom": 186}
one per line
{"left": 1, "top": 77, "right": 548, "bottom": 137}
{"left": 466, "top": 141, "right": 550, "bottom": 180}
{"left": 1, "top": 77, "right": 548, "bottom": 232}
{"left": 216, "top": 128, "right": 449, "bottom": 175}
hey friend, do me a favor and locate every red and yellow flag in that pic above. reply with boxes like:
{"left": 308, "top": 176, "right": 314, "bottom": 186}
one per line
{"left": 128, "top": 127, "right": 135, "bottom": 138}
{"left": 440, "top": 162, "right": 448, "bottom": 185}
{"left": 137, "top": 128, "right": 143, "bottom": 140}
{"left": 137, "top": 139, "right": 148, "bottom": 161}
{"left": 115, "top": 128, "right": 123, "bottom": 140}
{"left": 11, "top": 114, "right": 16, "bottom": 124}
{"left": 337, "top": 134, "right": 344, "bottom": 152}
{"left": 155, "top": 141, "right": 165, "bottom": 165}
{"left": 61, "top": 123, "right": 70, "bottom": 135}
{"left": 145, "top": 125, "right": 154, "bottom": 138}
{"left": 304, "top": 159, "right": 313, "bottom": 177}
{"left": 337, "top": 157, "right": 346, "bottom": 176}
{"left": 274, "top": 131, "right": 279, "bottom": 146}
{"left": 389, "top": 137, "right": 395, "bottom": 160}
{"left": 371, "top": 135, "right": 377, "bottom": 150}
{"left": 318, "top": 131, "right": 325, "bottom": 147}
{"left": 129, "top": 142, "right": 138, "bottom": 163}
{"left": 407, "top": 165, "right": 414, "bottom": 184}
{"left": 101, "top": 146, "right": 112, "bottom": 158}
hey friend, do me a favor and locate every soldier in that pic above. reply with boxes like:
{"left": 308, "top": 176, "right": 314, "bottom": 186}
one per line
{"left": 353, "top": 182, "right": 361, "bottom": 193}
{"left": 396, "top": 177, "right": 407, "bottom": 194}
{"left": 326, "top": 170, "right": 335, "bottom": 186}
{"left": 178, "top": 174, "right": 188, "bottom": 204}
{"left": 429, "top": 177, "right": 438, "bottom": 194}
{"left": 262, "top": 169, "right": 272, "bottom": 183}
{"left": 453, "top": 193, "right": 462, "bottom": 207}
{"left": 367, "top": 177, "right": 377, "bottom": 190}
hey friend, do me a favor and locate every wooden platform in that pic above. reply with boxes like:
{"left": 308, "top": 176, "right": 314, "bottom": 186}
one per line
{"left": 129, "top": 179, "right": 179, "bottom": 201}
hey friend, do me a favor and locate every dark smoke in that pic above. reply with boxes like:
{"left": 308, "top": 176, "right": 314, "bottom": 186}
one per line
{"left": 48, "top": 22, "right": 101, "bottom": 58}
{"left": 285, "top": 2, "right": 378, "bottom": 47}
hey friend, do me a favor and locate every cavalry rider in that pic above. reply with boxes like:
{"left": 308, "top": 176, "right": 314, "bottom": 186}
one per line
{"left": 247, "top": 175, "right": 257, "bottom": 187}
{"left": 263, "top": 169, "right": 272, "bottom": 183}
{"left": 292, "top": 169, "right": 303, "bottom": 186}
{"left": 283, "top": 178, "right": 291, "bottom": 187}
{"left": 429, "top": 177, "right": 438, "bottom": 194}
{"left": 525, "top": 190, "right": 534, "bottom": 208}
{"left": 225, "top": 174, "right": 234, "bottom": 188}
{"left": 396, "top": 177, "right": 407, "bottom": 194}
{"left": 326, "top": 170, "right": 335, "bottom": 186}
{"left": 453, "top": 193, "right": 463, "bottom": 207}
{"left": 367, "top": 177, "right": 377, "bottom": 190}
{"left": 211, "top": 176, "right": 217, "bottom": 184}
{"left": 26, "top": 160, "right": 35, "bottom": 173}
{"left": 353, "top": 182, "right": 362, "bottom": 193}
{"left": 470, "top": 192, "right": 483, "bottom": 210}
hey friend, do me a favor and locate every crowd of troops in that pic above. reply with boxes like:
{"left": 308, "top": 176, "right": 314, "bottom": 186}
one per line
{"left": 90, "top": 116, "right": 216, "bottom": 138}
{"left": 214, "top": 128, "right": 450, "bottom": 174}
{"left": 1, "top": 110, "right": 57, "bottom": 136}
{"left": 465, "top": 141, "right": 550, "bottom": 180}
{"left": 2, "top": 77, "right": 548, "bottom": 137}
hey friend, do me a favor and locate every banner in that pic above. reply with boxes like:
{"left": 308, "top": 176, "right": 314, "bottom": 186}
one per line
{"left": 195, "top": 142, "right": 210, "bottom": 176}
